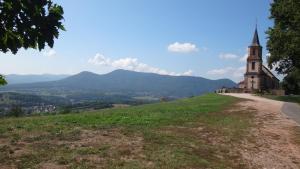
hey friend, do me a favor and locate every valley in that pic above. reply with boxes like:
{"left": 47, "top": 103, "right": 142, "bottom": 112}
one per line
{"left": 0, "top": 0, "right": 299, "bottom": 168}
{"left": 0, "top": 70, "right": 236, "bottom": 116}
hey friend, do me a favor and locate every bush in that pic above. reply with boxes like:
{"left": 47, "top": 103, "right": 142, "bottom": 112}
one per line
{"left": 60, "top": 107, "right": 72, "bottom": 114}
{"left": 9, "top": 105, "right": 24, "bottom": 117}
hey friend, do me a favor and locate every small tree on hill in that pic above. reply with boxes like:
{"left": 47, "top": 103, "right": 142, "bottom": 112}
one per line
{"left": 10, "top": 105, "right": 24, "bottom": 117}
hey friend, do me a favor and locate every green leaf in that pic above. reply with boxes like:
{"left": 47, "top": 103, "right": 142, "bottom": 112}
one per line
{"left": 0, "top": 75, "right": 7, "bottom": 86}
{"left": 0, "top": 0, "right": 65, "bottom": 54}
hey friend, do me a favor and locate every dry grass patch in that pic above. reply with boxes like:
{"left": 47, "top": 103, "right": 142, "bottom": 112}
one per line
{"left": 0, "top": 94, "right": 256, "bottom": 168}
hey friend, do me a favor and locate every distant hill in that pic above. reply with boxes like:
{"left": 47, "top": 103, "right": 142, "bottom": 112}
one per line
{"left": 0, "top": 69, "right": 236, "bottom": 98}
{"left": 5, "top": 74, "right": 69, "bottom": 84}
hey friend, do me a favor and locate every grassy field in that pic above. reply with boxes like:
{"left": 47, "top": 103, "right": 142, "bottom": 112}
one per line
{"left": 0, "top": 94, "right": 254, "bottom": 169}
{"left": 258, "top": 94, "right": 300, "bottom": 104}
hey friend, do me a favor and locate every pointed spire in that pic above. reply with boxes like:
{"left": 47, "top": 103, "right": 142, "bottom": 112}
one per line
{"left": 251, "top": 25, "right": 260, "bottom": 46}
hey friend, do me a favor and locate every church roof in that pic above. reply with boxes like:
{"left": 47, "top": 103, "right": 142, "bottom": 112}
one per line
{"left": 238, "top": 80, "right": 245, "bottom": 85}
{"left": 251, "top": 27, "right": 260, "bottom": 46}
{"left": 262, "top": 65, "right": 280, "bottom": 81}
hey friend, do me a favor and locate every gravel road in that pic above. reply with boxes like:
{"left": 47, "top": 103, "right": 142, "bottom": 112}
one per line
{"left": 222, "top": 93, "right": 300, "bottom": 168}
{"left": 223, "top": 93, "right": 300, "bottom": 124}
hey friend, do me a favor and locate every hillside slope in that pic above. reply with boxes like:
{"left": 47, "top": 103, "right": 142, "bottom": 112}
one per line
{"left": 0, "top": 69, "right": 236, "bottom": 98}
{"left": 0, "top": 94, "right": 253, "bottom": 168}
{"left": 5, "top": 74, "right": 69, "bottom": 84}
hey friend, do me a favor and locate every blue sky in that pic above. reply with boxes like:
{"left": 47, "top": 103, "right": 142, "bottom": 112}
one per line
{"left": 0, "top": 0, "right": 275, "bottom": 82}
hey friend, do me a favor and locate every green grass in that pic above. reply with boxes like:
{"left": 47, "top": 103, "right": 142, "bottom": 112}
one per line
{"left": 0, "top": 93, "right": 236, "bottom": 132}
{"left": 0, "top": 93, "right": 253, "bottom": 169}
{"left": 259, "top": 94, "right": 300, "bottom": 104}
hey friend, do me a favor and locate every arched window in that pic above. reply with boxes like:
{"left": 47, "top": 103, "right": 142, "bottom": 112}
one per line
{"left": 251, "top": 62, "right": 255, "bottom": 70}
{"left": 252, "top": 49, "right": 256, "bottom": 55}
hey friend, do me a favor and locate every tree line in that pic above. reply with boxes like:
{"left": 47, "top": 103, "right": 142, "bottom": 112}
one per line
{"left": 266, "top": 0, "right": 300, "bottom": 94}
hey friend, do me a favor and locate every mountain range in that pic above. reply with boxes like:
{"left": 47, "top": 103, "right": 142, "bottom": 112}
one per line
{"left": 5, "top": 74, "right": 69, "bottom": 84}
{"left": 0, "top": 69, "right": 236, "bottom": 98}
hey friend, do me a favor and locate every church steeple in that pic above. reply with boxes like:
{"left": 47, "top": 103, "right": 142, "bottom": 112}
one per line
{"left": 243, "top": 24, "right": 280, "bottom": 91}
{"left": 251, "top": 26, "right": 260, "bottom": 46}
{"left": 245, "top": 25, "right": 263, "bottom": 90}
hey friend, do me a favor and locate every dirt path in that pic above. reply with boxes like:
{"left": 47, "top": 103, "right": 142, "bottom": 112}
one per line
{"left": 223, "top": 93, "right": 300, "bottom": 169}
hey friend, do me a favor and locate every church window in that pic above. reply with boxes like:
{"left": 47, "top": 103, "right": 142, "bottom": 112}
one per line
{"left": 251, "top": 62, "right": 255, "bottom": 70}
{"left": 252, "top": 49, "right": 256, "bottom": 55}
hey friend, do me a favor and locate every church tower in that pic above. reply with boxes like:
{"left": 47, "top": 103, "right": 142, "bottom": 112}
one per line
{"left": 244, "top": 27, "right": 263, "bottom": 90}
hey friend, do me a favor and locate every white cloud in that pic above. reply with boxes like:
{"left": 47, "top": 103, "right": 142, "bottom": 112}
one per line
{"left": 167, "top": 42, "right": 198, "bottom": 53}
{"left": 219, "top": 53, "right": 238, "bottom": 59}
{"left": 207, "top": 66, "right": 245, "bottom": 81}
{"left": 88, "top": 53, "right": 111, "bottom": 65}
{"left": 182, "top": 70, "right": 193, "bottom": 76}
{"left": 233, "top": 66, "right": 246, "bottom": 78}
{"left": 43, "top": 49, "right": 56, "bottom": 57}
{"left": 239, "top": 53, "right": 248, "bottom": 62}
{"left": 218, "top": 49, "right": 248, "bottom": 62}
{"left": 88, "top": 53, "right": 193, "bottom": 76}
{"left": 238, "top": 48, "right": 249, "bottom": 62}
{"left": 207, "top": 67, "right": 232, "bottom": 75}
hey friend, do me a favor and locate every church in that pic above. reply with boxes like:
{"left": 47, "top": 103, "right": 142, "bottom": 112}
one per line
{"left": 238, "top": 27, "right": 280, "bottom": 92}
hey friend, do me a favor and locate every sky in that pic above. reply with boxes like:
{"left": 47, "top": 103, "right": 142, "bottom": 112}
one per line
{"left": 0, "top": 0, "right": 276, "bottom": 82}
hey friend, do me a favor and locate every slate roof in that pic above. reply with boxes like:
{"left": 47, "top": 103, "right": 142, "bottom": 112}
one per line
{"left": 262, "top": 65, "right": 280, "bottom": 81}
{"left": 251, "top": 27, "right": 260, "bottom": 46}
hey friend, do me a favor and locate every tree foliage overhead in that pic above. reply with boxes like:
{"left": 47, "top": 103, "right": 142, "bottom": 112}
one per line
{"left": 0, "top": 0, "right": 64, "bottom": 86}
{"left": 0, "top": 74, "right": 7, "bottom": 85}
{"left": 266, "top": 0, "right": 300, "bottom": 74}
{"left": 0, "top": 0, "right": 65, "bottom": 54}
